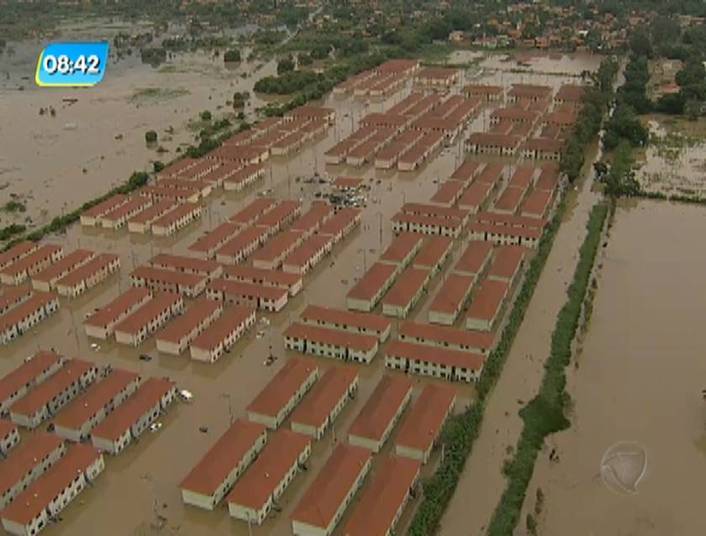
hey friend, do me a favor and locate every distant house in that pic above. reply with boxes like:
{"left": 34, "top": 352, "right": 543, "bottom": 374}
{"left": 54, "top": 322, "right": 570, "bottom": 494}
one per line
{"left": 448, "top": 30, "right": 465, "bottom": 43}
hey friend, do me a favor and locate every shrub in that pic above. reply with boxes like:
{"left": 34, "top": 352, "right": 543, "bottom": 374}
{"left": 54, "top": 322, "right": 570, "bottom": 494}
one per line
{"left": 223, "top": 49, "right": 241, "bottom": 62}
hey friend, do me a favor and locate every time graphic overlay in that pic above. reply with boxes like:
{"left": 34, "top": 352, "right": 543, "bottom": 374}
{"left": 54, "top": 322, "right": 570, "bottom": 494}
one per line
{"left": 35, "top": 42, "right": 109, "bottom": 87}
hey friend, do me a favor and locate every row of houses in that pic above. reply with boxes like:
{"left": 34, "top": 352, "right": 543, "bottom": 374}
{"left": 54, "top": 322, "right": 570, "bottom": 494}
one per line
{"left": 179, "top": 364, "right": 360, "bottom": 522}
{"left": 290, "top": 375, "right": 452, "bottom": 536}
{"left": 326, "top": 91, "right": 479, "bottom": 170}
{"left": 211, "top": 105, "right": 334, "bottom": 164}
{"left": 0, "top": 442, "right": 105, "bottom": 536}
{"left": 0, "top": 244, "right": 63, "bottom": 286}
{"left": 81, "top": 194, "right": 202, "bottom": 236}
{"left": 83, "top": 288, "right": 184, "bottom": 346}
{"left": 8, "top": 358, "right": 99, "bottom": 429}
{"left": 0, "top": 291, "right": 60, "bottom": 345}
{"left": 392, "top": 202, "right": 470, "bottom": 238}
{"left": 8, "top": 245, "right": 121, "bottom": 299}
{"left": 334, "top": 59, "right": 419, "bottom": 97}
{"left": 90, "top": 377, "right": 177, "bottom": 455}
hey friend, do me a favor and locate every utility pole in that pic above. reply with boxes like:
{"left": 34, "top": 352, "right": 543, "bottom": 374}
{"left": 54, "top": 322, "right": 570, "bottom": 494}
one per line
{"left": 221, "top": 393, "right": 233, "bottom": 424}
{"left": 378, "top": 212, "right": 383, "bottom": 248}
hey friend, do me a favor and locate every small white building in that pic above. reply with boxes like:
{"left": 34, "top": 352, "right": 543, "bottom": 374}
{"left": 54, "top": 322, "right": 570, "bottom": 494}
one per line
{"left": 284, "top": 323, "right": 379, "bottom": 364}
{"left": 227, "top": 430, "right": 311, "bottom": 525}
{"left": 246, "top": 358, "right": 318, "bottom": 429}
{"left": 180, "top": 419, "right": 267, "bottom": 510}
{"left": 0, "top": 444, "right": 104, "bottom": 536}
{"left": 9, "top": 359, "right": 98, "bottom": 429}
{"left": 0, "top": 292, "right": 60, "bottom": 345}
{"left": 91, "top": 377, "right": 177, "bottom": 455}
{"left": 190, "top": 306, "right": 256, "bottom": 363}
{"left": 290, "top": 366, "right": 358, "bottom": 440}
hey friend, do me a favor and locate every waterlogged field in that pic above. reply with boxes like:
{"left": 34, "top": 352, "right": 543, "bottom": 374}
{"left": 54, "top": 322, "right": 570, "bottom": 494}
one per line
{"left": 521, "top": 200, "right": 706, "bottom": 536}
{"left": 637, "top": 116, "right": 706, "bottom": 197}
{"left": 0, "top": 24, "right": 274, "bottom": 231}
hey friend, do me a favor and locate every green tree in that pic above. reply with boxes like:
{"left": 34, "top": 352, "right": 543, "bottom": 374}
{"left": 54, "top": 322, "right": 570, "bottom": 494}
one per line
{"left": 277, "top": 55, "right": 295, "bottom": 75}
{"left": 223, "top": 49, "right": 240, "bottom": 62}
{"left": 145, "top": 130, "right": 158, "bottom": 143}
{"left": 604, "top": 141, "right": 640, "bottom": 197}
{"left": 629, "top": 28, "right": 653, "bottom": 58}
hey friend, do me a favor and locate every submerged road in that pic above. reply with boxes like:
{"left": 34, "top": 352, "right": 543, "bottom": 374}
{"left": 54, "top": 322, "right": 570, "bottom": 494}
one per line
{"left": 439, "top": 167, "right": 601, "bottom": 536}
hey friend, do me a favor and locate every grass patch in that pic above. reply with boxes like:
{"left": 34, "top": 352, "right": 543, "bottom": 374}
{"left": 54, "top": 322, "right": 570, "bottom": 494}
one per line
{"left": 129, "top": 87, "right": 190, "bottom": 104}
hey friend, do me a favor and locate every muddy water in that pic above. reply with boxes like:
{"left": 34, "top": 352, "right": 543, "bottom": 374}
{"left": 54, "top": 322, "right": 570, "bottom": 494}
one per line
{"left": 0, "top": 50, "right": 602, "bottom": 535}
{"left": 0, "top": 31, "right": 275, "bottom": 230}
{"left": 520, "top": 200, "right": 706, "bottom": 536}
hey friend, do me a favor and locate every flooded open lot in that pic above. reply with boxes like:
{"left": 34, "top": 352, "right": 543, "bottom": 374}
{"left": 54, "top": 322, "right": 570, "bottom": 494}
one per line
{"left": 521, "top": 200, "right": 706, "bottom": 536}
{"left": 637, "top": 116, "right": 706, "bottom": 197}
{"left": 0, "top": 22, "right": 274, "bottom": 230}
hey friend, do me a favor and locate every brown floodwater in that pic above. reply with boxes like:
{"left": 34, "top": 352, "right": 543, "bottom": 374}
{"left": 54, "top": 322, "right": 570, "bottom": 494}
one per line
{"left": 0, "top": 29, "right": 276, "bottom": 230}
{"left": 0, "top": 48, "right": 603, "bottom": 536}
{"left": 519, "top": 199, "right": 706, "bottom": 536}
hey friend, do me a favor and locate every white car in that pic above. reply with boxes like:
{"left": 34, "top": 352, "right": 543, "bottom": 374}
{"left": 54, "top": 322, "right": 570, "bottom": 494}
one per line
{"left": 149, "top": 422, "right": 163, "bottom": 433}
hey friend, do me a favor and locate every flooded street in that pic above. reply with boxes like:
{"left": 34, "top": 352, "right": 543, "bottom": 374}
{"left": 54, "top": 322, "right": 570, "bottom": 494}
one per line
{"left": 521, "top": 200, "right": 706, "bottom": 536}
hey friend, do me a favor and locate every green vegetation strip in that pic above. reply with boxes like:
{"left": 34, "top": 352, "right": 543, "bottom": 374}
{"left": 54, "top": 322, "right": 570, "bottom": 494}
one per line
{"left": 408, "top": 195, "right": 569, "bottom": 535}
{"left": 635, "top": 190, "right": 706, "bottom": 205}
{"left": 486, "top": 202, "right": 609, "bottom": 536}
